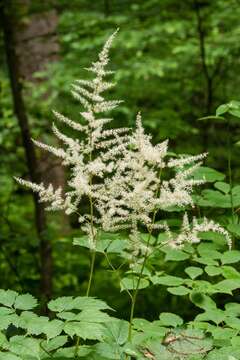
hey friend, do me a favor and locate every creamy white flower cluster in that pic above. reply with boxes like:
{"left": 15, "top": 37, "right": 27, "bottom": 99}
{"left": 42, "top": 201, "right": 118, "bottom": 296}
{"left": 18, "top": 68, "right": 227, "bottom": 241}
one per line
{"left": 15, "top": 31, "right": 231, "bottom": 255}
{"left": 97, "top": 112, "right": 207, "bottom": 232}
{"left": 168, "top": 213, "right": 232, "bottom": 249}
{"left": 15, "top": 30, "right": 128, "bottom": 246}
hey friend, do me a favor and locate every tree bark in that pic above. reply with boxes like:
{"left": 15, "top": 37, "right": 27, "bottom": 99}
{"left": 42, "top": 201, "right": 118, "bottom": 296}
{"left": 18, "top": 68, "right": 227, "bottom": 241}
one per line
{"left": 0, "top": 0, "right": 52, "bottom": 308}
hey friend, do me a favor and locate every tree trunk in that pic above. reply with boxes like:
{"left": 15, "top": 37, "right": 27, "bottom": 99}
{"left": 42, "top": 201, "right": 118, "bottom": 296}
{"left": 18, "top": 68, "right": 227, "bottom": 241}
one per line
{"left": 14, "top": 0, "right": 69, "bottom": 232}
{"left": 0, "top": 0, "right": 53, "bottom": 309}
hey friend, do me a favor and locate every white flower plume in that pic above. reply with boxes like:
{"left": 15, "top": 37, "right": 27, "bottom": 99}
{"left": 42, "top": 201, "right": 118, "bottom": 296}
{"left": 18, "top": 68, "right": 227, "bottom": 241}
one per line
{"left": 15, "top": 31, "right": 230, "bottom": 258}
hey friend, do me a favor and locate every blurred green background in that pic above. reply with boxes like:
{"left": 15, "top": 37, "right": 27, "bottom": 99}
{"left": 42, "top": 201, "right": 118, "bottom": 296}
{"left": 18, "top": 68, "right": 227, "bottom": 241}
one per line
{"left": 0, "top": 0, "right": 240, "bottom": 317}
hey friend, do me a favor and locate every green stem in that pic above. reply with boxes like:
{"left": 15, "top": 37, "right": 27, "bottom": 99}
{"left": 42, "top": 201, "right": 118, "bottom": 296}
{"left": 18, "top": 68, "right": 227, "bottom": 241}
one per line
{"left": 227, "top": 118, "right": 234, "bottom": 219}
{"left": 86, "top": 250, "right": 96, "bottom": 297}
{"left": 127, "top": 252, "right": 148, "bottom": 342}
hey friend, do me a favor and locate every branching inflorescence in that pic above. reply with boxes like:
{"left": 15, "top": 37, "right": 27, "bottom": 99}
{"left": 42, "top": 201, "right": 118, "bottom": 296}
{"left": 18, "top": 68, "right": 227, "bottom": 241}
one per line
{"left": 15, "top": 30, "right": 231, "bottom": 266}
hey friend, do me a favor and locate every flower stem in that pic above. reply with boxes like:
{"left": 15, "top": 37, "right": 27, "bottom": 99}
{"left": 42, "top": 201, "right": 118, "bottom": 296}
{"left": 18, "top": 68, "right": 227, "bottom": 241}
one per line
{"left": 86, "top": 250, "right": 96, "bottom": 297}
{"left": 127, "top": 254, "right": 148, "bottom": 342}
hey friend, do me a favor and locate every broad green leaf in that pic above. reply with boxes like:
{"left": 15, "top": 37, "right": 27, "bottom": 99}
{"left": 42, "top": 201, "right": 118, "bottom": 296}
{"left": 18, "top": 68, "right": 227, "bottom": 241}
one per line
{"left": 120, "top": 276, "right": 149, "bottom": 291}
{"left": 214, "top": 279, "right": 240, "bottom": 294}
{"left": 73, "top": 236, "right": 111, "bottom": 253}
{"left": 0, "top": 307, "right": 15, "bottom": 316}
{"left": 210, "top": 327, "right": 236, "bottom": 340}
{"left": 167, "top": 286, "right": 189, "bottom": 295}
{"left": 0, "top": 332, "right": 8, "bottom": 349}
{"left": 163, "top": 247, "right": 190, "bottom": 261}
{"left": 103, "top": 319, "right": 128, "bottom": 346}
{"left": 192, "top": 166, "right": 225, "bottom": 183}
{"left": 0, "top": 290, "right": 18, "bottom": 308}
{"left": 14, "top": 294, "right": 37, "bottom": 310}
{"left": 64, "top": 321, "right": 105, "bottom": 340}
{"left": 132, "top": 320, "right": 167, "bottom": 341}
{"left": 231, "top": 336, "right": 240, "bottom": 347}
{"left": 55, "top": 345, "right": 92, "bottom": 358}
{"left": 216, "top": 103, "right": 229, "bottom": 116}
{"left": 225, "top": 303, "right": 240, "bottom": 316}
{"left": 71, "top": 296, "right": 112, "bottom": 311}
{"left": 48, "top": 296, "right": 112, "bottom": 312}
{"left": 43, "top": 319, "right": 64, "bottom": 340}
{"left": 221, "top": 250, "right": 240, "bottom": 265}
{"left": 225, "top": 317, "right": 240, "bottom": 330}
{"left": 195, "top": 309, "right": 225, "bottom": 325}
{"left": 205, "top": 266, "right": 222, "bottom": 276}
{"left": 40, "top": 335, "right": 68, "bottom": 352}
{"left": 227, "top": 224, "right": 240, "bottom": 237}
{"left": 194, "top": 256, "right": 219, "bottom": 266}
{"left": 48, "top": 296, "right": 74, "bottom": 312}
{"left": 185, "top": 267, "right": 203, "bottom": 279}
{"left": 0, "top": 354, "right": 21, "bottom": 360}
{"left": 221, "top": 266, "right": 240, "bottom": 279}
{"left": 94, "top": 342, "right": 124, "bottom": 359}
{"left": 106, "top": 239, "right": 128, "bottom": 253}
{"left": 9, "top": 336, "right": 40, "bottom": 358}
{"left": 214, "top": 182, "right": 230, "bottom": 194}
{"left": 190, "top": 292, "right": 216, "bottom": 310}
{"left": 159, "top": 312, "right": 183, "bottom": 327}
{"left": 153, "top": 275, "right": 184, "bottom": 286}
{"left": 74, "top": 309, "right": 111, "bottom": 323}
{"left": 18, "top": 311, "right": 48, "bottom": 335}
{"left": 199, "top": 231, "right": 227, "bottom": 246}
{"left": 197, "top": 243, "right": 222, "bottom": 259}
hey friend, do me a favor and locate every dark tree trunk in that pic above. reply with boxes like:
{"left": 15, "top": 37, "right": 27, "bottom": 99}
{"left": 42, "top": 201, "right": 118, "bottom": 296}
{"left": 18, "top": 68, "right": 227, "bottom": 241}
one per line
{"left": 14, "top": 0, "right": 69, "bottom": 233}
{"left": 0, "top": 0, "right": 53, "bottom": 309}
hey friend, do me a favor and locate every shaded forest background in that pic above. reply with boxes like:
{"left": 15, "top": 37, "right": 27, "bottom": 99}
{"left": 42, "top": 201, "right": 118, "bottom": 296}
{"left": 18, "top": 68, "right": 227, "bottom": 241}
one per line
{"left": 0, "top": 0, "right": 240, "bottom": 318}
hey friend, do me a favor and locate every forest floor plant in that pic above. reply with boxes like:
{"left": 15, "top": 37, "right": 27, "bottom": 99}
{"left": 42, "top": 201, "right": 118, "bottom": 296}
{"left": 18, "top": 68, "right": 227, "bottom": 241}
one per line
{"left": 1, "top": 31, "right": 239, "bottom": 359}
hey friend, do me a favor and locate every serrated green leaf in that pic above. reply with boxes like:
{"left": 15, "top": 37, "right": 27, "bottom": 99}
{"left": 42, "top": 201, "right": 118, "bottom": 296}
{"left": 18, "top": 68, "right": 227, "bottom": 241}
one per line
{"left": 0, "top": 332, "right": 8, "bottom": 349}
{"left": 64, "top": 321, "right": 105, "bottom": 340}
{"left": 0, "top": 290, "right": 18, "bottom": 308}
{"left": 40, "top": 335, "right": 68, "bottom": 352}
{"left": 74, "top": 309, "right": 111, "bottom": 323}
{"left": 0, "top": 307, "right": 15, "bottom": 316}
{"left": 71, "top": 296, "right": 112, "bottom": 311}
{"left": 9, "top": 336, "right": 40, "bottom": 358}
{"left": 103, "top": 319, "right": 128, "bottom": 346}
{"left": 43, "top": 319, "right": 64, "bottom": 340}
{"left": 48, "top": 296, "right": 74, "bottom": 312}
{"left": 14, "top": 294, "right": 37, "bottom": 310}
